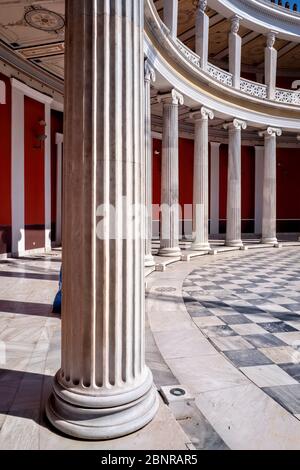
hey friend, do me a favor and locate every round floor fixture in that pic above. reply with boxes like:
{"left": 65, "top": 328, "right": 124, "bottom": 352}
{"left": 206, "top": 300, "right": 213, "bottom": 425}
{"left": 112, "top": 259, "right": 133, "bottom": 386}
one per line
{"left": 170, "top": 387, "right": 186, "bottom": 397}
{"left": 24, "top": 6, "right": 65, "bottom": 33}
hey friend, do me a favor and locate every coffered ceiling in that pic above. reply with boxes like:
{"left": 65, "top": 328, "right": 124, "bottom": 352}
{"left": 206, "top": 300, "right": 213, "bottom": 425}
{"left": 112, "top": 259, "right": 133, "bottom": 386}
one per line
{"left": 0, "top": 0, "right": 64, "bottom": 79}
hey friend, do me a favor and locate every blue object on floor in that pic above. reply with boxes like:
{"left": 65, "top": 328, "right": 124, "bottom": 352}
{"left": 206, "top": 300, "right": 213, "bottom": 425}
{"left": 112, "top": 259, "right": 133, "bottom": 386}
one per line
{"left": 53, "top": 267, "right": 62, "bottom": 314}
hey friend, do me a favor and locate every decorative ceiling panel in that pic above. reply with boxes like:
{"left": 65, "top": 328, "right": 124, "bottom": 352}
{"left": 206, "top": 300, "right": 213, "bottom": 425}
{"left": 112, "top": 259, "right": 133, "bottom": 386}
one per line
{"left": 0, "top": 0, "right": 64, "bottom": 79}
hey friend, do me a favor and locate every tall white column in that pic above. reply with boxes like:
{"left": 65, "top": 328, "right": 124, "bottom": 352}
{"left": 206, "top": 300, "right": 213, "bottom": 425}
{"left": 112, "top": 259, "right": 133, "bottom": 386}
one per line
{"left": 11, "top": 80, "right": 25, "bottom": 257}
{"left": 144, "top": 60, "right": 156, "bottom": 267}
{"left": 46, "top": 0, "right": 158, "bottom": 440}
{"left": 259, "top": 127, "right": 282, "bottom": 244}
{"left": 224, "top": 119, "right": 247, "bottom": 247}
{"left": 210, "top": 142, "right": 220, "bottom": 235}
{"left": 44, "top": 103, "right": 52, "bottom": 252}
{"left": 163, "top": 0, "right": 178, "bottom": 38}
{"left": 158, "top": 89, "right": 183, "bottom": 257}
{"left": 254, "top": 146, "right": 264, "bottom": 235}
{"left": 229, "top": 16, "right": 242, "bottom": 89}
{"left": 195, "top": 0, "right": 209, "bottom": 70}
{"left": 265, "top": 31, "right": 277, "bottom": 100}
{"left": 55, "top": 133, "right": 63, "bottom": 246}
{"left": 190, "top": 107, "right": 214, "bottom": 250}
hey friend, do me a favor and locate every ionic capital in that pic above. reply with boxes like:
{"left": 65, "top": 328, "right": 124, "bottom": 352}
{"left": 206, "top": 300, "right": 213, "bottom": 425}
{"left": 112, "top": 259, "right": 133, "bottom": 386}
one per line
{"left": 144, "top": 60, "right": 156, "bottom": 84}
{"left": 158, "top": 89, "right": 184, "bottom": 106}
{"left": 190, "top": 106, "right": 214, "bottom": 121}
{"left": 259, "top": 127, "right": 282, "bottom": 138}
{"left": 223, "top": 119, "right": 247, "bottom": 131}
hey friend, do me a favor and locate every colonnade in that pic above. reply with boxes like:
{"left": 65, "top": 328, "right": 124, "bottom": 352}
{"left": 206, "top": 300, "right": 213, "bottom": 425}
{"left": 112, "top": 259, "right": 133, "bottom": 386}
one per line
{"left": 144, "top": 81, "right": 282, "bottom": 258}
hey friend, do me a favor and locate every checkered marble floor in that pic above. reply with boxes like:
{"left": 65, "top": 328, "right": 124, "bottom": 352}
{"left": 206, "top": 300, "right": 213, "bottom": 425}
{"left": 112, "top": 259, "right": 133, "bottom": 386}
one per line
{"left": 182, "top": 248, "right": 300, "bottom": 419}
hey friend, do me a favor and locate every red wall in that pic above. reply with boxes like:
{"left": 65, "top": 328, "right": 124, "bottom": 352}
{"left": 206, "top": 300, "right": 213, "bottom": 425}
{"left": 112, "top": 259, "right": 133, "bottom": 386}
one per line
{"left": 24, "top": 96, "right": 45, "bottom": 250}
{"left": 0, "top": 73, "right": 12, "bottom": 254}
{"left": 179, "top": 138, "right": 194, "bottom": 221}
{"left": 277, "top": 148, "right": 300, "bottom": 231}
{"left": 51, "top": 110, "right": 63, "bottom": 241}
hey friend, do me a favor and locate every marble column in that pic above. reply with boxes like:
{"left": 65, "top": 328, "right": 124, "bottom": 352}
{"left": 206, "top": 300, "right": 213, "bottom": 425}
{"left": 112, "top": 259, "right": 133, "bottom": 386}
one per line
{"left": 229, "top": 16, "right": 242, "bottom": 89}
{"left": 163, "top": 0, "right": 178, "bottom": 38}
{"left": 144, "top": 60, "right": 155, "bottom": 267}
{"left": 158, "top": 89, "right": 183, "bottom": 257}
{"left": 254, "top": 145, "right": 264, "bottom": 235}
{"left": 265, "top": 31, "right": 277, "bottom": 100}
{"left": 259, "top": 127, "right": 282, "bottom": 244}
{"left": 195, "top": 0, "right": 209, "bottom": 70}
{"left": 55, "top": 133, "right": 63, "bottom": 246}
{"left": 224, "top": 119, "right": 247, "bottom": 247}
{"left": 190, "top": 107, "right": 214, "bottom": 250}
{"left": 210, "top": 142, "right": 220, "bottom": 235}
{"left": 46, "top": 0, "right": 158, "bottom": 440}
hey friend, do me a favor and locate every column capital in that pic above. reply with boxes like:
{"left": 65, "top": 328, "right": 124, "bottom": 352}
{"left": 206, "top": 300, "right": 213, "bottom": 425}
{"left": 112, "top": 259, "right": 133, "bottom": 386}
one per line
{"left": 196, "top": 0, "right": 208, "bottom": 12}
{"left": 158, "top": 89, "right": 184, "bottom": 106}
{"left": 266, "top": 31, "right": 277, "bottom": 48}
{"left": 190, "top": 106, "right": 214, "bottom": 121}
{"left": 210, "top": 141, "right": 221, "bottom": 148}
{"left": 230, "top": 15, "right": 242, "bottom": 34}
{"left": 144, "top": 60, "right": 156, "bottom": 83}
{"left": 259, "top": 127, "right": 282, "bottom": 138}
{"left": 223, "top": 118, "right": 247, "bottom": 131}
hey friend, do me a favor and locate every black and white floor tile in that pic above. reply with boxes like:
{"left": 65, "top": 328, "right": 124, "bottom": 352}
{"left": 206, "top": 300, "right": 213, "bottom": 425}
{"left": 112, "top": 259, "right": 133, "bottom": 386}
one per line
{"left": 183, "top": 248, "right": 300, "bottom": 419}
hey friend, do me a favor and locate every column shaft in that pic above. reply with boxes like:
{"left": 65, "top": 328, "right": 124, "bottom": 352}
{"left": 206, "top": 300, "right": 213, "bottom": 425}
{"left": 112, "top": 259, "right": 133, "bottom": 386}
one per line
{"left": 158, "top": 90, "right": 183, "bottom": 257}
{"left": 260, "top": 127, "right": 281, "bottom": 244}
{"left": 265, "top": 32, "right": 277, "bottom": 100}
{"left": 191, "top": 107, "right": 214, "bottom": 250}
{"left": 254, "top": 146, "right": 264, "bottom": 235}
{"left": 210, "top": 142, "right": 220, "bottom": 235}
{"left": 195, "top": 1, "right": 209, "bottom": 70}
{"left": 229, "top": 16, "right": 242, "bottom": 89}
{"left": 224, "top": 119, "right": 247, "bottom": 247}
{"left": 55, "top": 133, "right": 63, "bottom": 246}
{"left": 144, "top": 61, "right": 155, "bottom": 267}
{"left": 163, "top": 0, "right": 178, "bottom": 38}
{"left": 46, "top": 0, "right": 158, "bottom": 440}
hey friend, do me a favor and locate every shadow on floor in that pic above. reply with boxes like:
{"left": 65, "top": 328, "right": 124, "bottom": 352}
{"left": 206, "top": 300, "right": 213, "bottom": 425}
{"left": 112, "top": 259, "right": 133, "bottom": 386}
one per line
{"left": 0, "top": 271, "right": 59, "bottom": 281}
{"left": 0, "top": 299, "right": 58, "bottom": 318}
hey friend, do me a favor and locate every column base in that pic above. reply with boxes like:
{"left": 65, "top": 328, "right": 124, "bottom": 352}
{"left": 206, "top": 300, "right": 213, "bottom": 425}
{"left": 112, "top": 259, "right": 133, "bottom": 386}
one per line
{"left": 158, "top": 247, "right": 182, "bottom": 257}
{"left": 225, "top": 239, "right": 243, "bottom": 248}
{"left": 145, "top": 254, "right": 155, "bottom": 267}
{"left": 261, "top": 237, "right": 278, "bottom": 245}
{"left": 46, "top": 371, "right": 159, "bottom": 440}
{"left": 191, "top": 242, "right": 211, "bottom": 251}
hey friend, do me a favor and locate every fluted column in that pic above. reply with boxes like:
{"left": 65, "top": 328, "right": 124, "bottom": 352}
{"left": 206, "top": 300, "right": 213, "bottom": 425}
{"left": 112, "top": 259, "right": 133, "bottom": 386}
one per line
{"left": 259, "top": 127, "right": 281, "bottom": 244}
{"left": 163, "top": 0, "right": 178, "bottom": 38}
{"left": 210, "top": 142, "right": 221, "bottom": 235}
{"left": 196, "top": 0, "right": 209, "bottom": 70}
{"left": 265, "top": 31, "right": 277, "bottom": 100}
{"left": 229, "top": 16, "right": 242, "bottom": 89}
{"left": 254, "top": 145, "right": 264, "bottom": 235}
{"left": 144, "top": 60, "right": 155, "bottom": 267}
{"left": 158, "top": 89, "right": 183, "bottom": 257}
{"left": 224, "top": 119, "right": 247, "bottom": 247}
{"left": 46, "top": 0, "right": 158, "bottom": 440}
{"left": 190, "top": 107, "right": 214, "bottom": 250}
